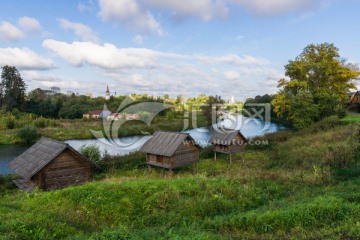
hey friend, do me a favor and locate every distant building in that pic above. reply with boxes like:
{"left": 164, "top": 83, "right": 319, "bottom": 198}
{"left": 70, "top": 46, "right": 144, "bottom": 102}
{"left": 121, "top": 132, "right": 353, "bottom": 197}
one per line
{"left": 107, "top": 113, "right": 140, "bottom": 121}
{"left": 105, "top": 85, "right": 110, "bottom": 100}
{"left": 229, "top": 96, "right": 235, "bottom": 104}
{"left": 83, "top": 110, "right": 112, "bottom": 119}
{"left": 50, "top": 86, "right": 61, "bottom": 94}
{"left": 85, "top": 93, "right": 93, "bottom": 98}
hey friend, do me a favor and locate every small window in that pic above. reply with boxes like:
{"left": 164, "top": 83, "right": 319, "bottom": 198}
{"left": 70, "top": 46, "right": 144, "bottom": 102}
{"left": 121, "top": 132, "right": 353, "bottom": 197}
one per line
{"left": 156, "top": 155, "right": 163, "bottom": 163}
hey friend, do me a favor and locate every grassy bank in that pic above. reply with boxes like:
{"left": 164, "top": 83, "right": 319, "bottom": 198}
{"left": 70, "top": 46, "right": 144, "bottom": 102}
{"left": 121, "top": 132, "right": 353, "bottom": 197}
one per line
{"left": 341, "top": 112, "right": 360, "bottom": 124}
{"left": 0, "top": 116, "right": 359, "bottom": 239}
{"left": 0, "top": 113, "right": 208, "bottom": 144}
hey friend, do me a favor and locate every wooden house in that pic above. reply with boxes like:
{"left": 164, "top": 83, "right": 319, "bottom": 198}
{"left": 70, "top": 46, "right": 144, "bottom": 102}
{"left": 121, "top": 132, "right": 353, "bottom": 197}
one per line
{"left": 210, "top": 130, "right": 247, "bottom": 163}
{"left": 8, "top": 137, "right": 99, "bottom": 192}
{"left": 140, "top": 131, "right": 201, "bottom": 171}
{"left": 349, "top": 91, "right": 360, "bottom": 104}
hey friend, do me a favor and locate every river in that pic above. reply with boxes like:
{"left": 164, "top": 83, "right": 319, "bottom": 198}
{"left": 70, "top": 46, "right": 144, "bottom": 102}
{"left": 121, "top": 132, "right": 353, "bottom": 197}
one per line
{"left": 0, "top": 116, "right": 286, "bottom": 175}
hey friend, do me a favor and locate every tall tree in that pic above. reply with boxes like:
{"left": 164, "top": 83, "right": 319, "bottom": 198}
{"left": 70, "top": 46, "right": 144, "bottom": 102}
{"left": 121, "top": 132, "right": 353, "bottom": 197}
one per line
{"left": 201, "top": 95, "right": 225, "bottom": 124}
{"left": 0, "top": 66, "right": 27, "bottom": 111}
{"left": 272, "top": 43, "right": 359, "bottom": 129}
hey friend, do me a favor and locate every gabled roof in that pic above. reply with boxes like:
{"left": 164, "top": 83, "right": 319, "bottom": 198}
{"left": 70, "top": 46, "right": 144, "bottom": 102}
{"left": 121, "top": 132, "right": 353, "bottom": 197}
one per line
{"left": 210, "top": 130, "right": 247, "bottom": 146}
{"left": 8, "top": 137, "right": 98, "bottom": 180}
{"left": 140, "top": 131, "right": 201, "bottom": 157}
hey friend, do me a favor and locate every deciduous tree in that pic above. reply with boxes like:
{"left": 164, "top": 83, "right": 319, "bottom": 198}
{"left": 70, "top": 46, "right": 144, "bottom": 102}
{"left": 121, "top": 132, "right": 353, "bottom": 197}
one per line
{"left": 272, "top": 43, "right": 359, "bottom": 129}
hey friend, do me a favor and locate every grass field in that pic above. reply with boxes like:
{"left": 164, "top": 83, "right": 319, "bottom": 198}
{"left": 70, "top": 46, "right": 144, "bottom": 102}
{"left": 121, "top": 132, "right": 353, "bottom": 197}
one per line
{"left": 341, "top": 112, "right": 360, "bottom": 124}
{"left": 0, "top": 116, "right": 359, "bottom": 239}
{"left": 0, "top": 113, "right": 208, "bottom": 144}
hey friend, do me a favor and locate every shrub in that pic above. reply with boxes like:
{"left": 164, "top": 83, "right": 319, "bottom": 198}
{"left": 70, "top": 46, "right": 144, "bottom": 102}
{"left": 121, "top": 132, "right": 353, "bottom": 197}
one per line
{"left": 79, "top": 144, "right": 102, "bottom": 163}
{"left": 17, "top": 124, "right": 38, "bottom": 143}
{"left": 99, "top": 151, "right": 145, "bottom": 171}
{"left": 6, "top": 117, "right": 15, "bottom": 129}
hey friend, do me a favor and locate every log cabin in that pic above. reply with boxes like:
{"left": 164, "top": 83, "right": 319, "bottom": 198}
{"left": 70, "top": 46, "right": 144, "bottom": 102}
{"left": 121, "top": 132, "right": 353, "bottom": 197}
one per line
{"left": 140, "top": 131, "right": 201, "bottom": 171}
{"left": 8, "top": 137, "right": 99, "bottom": 192}
{"left": 211, "top": 130, "right": 247, "bottom": 163}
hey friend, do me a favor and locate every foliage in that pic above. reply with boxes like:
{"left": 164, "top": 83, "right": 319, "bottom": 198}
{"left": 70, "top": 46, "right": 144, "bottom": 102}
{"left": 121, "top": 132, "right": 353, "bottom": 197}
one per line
{"left": 272, "top": 43, "right": 360, "bottom": 129}
{"left": 79, "top": 144, "right": 102, "bottom": 163}
{"left": 200, "top": 95, "right": 225, "bottom": 124}
{"left": 0, "top": 65, "right": 27, "bottom": 111}
{"left": 16, "top": 124, "right": 38, "bottom": 143}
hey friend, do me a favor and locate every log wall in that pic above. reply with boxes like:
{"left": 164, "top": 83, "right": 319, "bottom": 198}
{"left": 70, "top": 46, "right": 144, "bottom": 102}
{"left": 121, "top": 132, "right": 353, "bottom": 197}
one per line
{"left": 146, "top": 141, "right": 199, "bottom": 169}
{"left": 38, "top": 149, "right": 92, "bottom": 190}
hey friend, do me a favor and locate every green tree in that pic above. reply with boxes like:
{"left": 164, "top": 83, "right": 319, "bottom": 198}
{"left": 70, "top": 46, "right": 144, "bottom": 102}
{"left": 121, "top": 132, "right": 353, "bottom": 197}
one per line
{"left": 273, "top": 43, "right": 359, "bottom": 129}
{"left": 201, "top": 95, "right": 225, "bottom": 124}
{"left": 0, "top": 66, "right": 27, "bottom": 111}
{"left": 17, "top": 124, "right": 38, "bottom": 143}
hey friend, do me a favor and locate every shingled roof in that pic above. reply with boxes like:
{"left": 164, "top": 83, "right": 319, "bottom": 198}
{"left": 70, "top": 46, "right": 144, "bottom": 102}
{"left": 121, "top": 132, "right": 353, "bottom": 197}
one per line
{"left": 210, "top": 130, "right": 247, "bottom": 146}
{"left": 140, "top": 131, "right": 201, "bottom": 157}
{"left": 8, "top": 137, "right": 98, "bottom": 180}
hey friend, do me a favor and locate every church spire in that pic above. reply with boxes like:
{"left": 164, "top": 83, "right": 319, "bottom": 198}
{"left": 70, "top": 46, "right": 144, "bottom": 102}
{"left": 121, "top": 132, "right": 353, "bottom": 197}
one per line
{"left": 105, "top": 85, "right": 110, "bottom": 100}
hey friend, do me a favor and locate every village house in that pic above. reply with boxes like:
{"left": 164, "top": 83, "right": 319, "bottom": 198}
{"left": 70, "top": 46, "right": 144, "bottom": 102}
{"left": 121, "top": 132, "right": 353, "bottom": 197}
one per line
{"left": 106, "top": 113, "right": 140, "bottom": 121}
{"left": 140, "top": 131, "right": 201, "bottom": 171}
{"left": 8, "top": 137, "right": 99, "bottom": 192}
{"left": 83, "top": 110, "right": 112, "bottom": 119}
{"left": 348, "top": 91, "right": 360, "bottom": 104}
{"left": 211, "top": 130, "right": 247, "bottom": 163}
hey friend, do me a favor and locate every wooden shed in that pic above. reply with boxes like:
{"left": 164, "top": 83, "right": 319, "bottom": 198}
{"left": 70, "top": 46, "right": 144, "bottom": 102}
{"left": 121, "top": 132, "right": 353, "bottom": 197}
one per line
{"left": 140, "top": 131, "right": 201, "bottom": 171}
{"left": 210, "top": 130, "right": 247, "bottom": 163}
{"left": 8, "top": 137, "right": 99, "bottom": 192}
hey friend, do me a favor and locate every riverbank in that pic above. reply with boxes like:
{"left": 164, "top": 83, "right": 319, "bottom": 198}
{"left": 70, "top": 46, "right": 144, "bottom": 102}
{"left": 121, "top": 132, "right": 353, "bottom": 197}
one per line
{"left": 0, "top": 113, "right": 209, "bottom": 145}
{"left": 0, "top": 116, "right": 359, "bottom": 239}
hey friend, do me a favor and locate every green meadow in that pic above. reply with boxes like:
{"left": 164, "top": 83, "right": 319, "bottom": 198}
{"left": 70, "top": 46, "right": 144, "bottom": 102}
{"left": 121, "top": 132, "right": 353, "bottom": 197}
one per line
{"left": 0, "top": 116, "right": 359, "bottom": 239}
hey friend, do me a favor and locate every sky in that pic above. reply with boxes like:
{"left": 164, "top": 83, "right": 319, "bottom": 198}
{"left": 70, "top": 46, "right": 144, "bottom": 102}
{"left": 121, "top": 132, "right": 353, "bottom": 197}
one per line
{"left": 0, "top": 0, "right": 360, "bottom": 101}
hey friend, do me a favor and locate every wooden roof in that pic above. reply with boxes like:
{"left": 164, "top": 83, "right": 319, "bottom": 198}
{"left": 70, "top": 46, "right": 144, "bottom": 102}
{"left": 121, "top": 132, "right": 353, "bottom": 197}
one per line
{"left": 140, "top": 131, "right": 201, "bottom": 157}
{"left": 210, "top": 130, "right": 247, "bottom": 146}
{"left": 8, "top": 137, "right": 98, "bottom": 180}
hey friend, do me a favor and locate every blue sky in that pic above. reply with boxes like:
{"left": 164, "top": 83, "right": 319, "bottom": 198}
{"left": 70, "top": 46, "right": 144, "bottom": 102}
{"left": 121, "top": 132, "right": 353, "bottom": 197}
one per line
{"left": 0, "top": 0, "right": 359, "bottom": 101}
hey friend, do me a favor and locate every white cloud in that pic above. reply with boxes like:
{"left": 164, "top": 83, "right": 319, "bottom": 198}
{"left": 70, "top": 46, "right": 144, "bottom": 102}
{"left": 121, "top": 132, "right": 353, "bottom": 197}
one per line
{"left": 98, "top": 0, "right": 164, "bottom": 35}
{"left": 146, "top": 0, "right": 228, "bottom": 21}
{"left": 228, "top": 0, "right": 325, "bottom": 16}
{"left": 0, "top": 21, "right": 24, "bottom": 41}
{"left": 42, "top": 39, "right": 181, "bottom": 69}
{"left": 42, "top": 39, "right": 284, "bottom": 98}
{"left": 133, "top": 34, "right": 143, "bottom": 44}
{"left": 0, "top": 47, "right": 56, "bottom": 70}
{"left": 223, "top": 70, "right": 240, "bottom": 80}
{"left": 78, "top": 1, "right": 95, "bottom": 12}
{"left": 196, "top": 54, "right": 269, "bottom": 66}
{"left": 17, "top": 16, "right": 42, "bottom": 33}
{"left": 58, "top": 18, "right": 98, "bottom": 42}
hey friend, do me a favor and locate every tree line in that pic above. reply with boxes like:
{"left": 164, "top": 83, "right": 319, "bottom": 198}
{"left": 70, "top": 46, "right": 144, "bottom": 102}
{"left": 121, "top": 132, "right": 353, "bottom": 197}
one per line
{"left": 1, "top": 42, "right": 359, "bottom": 128}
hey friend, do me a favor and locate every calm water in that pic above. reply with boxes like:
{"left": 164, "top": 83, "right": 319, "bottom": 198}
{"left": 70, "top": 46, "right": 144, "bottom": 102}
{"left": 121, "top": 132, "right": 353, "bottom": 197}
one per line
{"left": 0, "top": 116, "right": 286, "bottom": 174}
{"left": 0, "top": 144, "right": 30, "bottom": 175}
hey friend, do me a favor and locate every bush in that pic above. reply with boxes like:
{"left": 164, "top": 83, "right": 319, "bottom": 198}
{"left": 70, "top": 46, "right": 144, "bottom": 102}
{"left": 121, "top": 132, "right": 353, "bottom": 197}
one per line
{"left": 99, "top": 151, "right": 145, "bottom": 171}
{"left": 79, "top": 144, "right": 102, "bottom": 163}
{"left": 17, "top": 124, "right": 38, "bottom": 143}
{"left": 6, "top": 118, "right": 15, "bottom": 129}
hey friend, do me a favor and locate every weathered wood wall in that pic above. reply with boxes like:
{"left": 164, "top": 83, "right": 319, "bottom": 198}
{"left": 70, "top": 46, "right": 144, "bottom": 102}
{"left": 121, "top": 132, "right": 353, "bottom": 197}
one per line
{"left": 37, "top": 149, "right": 92, "bottom": 190}
{"left": 213, "top": 134, "right": 246, "bottom": 154}
{"left": 146, "top": 141, "right": 199, "bottom": 169}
